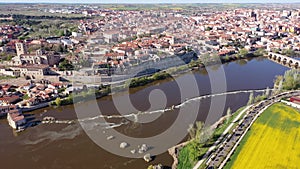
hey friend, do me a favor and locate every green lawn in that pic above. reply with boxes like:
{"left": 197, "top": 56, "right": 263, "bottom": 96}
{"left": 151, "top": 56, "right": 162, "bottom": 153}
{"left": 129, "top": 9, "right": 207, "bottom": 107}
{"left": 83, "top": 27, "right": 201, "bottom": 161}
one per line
{"left": 0, "top": 75, "right": 17, "bottom": 80}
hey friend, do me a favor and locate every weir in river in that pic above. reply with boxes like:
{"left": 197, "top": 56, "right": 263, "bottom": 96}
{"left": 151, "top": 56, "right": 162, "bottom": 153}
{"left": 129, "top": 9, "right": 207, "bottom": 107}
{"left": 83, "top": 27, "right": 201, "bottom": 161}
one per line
{"left": 42, "top": 88, "right": 273, "bottom": 128}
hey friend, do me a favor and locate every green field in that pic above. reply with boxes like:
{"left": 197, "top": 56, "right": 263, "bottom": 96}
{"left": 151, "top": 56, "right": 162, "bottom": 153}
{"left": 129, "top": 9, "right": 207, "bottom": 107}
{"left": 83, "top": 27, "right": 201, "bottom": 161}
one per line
{"left": 224, "top": 103, "right": 300, "bottom": 169}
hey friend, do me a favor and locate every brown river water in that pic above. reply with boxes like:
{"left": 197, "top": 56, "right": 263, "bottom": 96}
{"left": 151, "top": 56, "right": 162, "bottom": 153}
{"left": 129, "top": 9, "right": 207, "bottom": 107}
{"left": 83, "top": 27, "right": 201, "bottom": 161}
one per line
{"left": 0, "top": 57, "right": 289, "bottom": 169}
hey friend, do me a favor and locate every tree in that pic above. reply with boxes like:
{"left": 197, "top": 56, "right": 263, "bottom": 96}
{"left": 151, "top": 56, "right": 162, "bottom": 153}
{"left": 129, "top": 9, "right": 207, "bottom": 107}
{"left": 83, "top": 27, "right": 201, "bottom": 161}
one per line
{"left": 253, "top": 48, "right": 266, "bottom": 56}
{"left": 211, "top": 54, "right": 220, "bottom": 62}
{"left": 22, "top": 94, "right": 30, "bottom": 100}
{"left": 247, "top": 91, "right": 254, "bottom": 105}
{"left": 81, "top": 85, "right": 87, "bottom": 92}
{"left": 147, "top": 165, "right": 154, "bottom": 169}
{"left": 274, "top": 75, "right": 283, "bottom": 87}
{"left": 271, "top": 48, "right": 280, "bottom": 54}
{"left": 57, "top": 30, "right": 65, "bottom": 37}
{"left": 226, "top": 107, "right": 232, "bottom": 124}
{"left": 265, "top": 87, "right": 270, "bottom": 97}
{"left": 188, "top": 123, "right": 196, "bottom": 140}
{"left": 223, "top": 55, "right": 230, "bottom": 61}
{"left": 55, "top": 97, "right": 61, "bottom": 106}
{"left": 254, "top": 94, "right": 267, "bottom": 102}
{"left": 3, "top": 54, "right": 14, "bottom": 61}
{"left": 282, "top": 48, "right": 296, "bottom": 57}
{"left": 187, "top": 121, "right": 213, "bottom": 144}
{"left": 188, "top": 121, "right": 204, "bottom": 141}
{"left": 205, "top": 27, "right": 212, "bottom": 31}
{"left": 273, "top": 69, "right": 300, "bottom": 91}
{"left": 238, "top": 48, "right": 248, "bottom": 58}
{"left": 277, "top": 79, "right": 283, "bottom": 93}
{"left": 78, "top": 59, "right": 91, "bottom": 67}
{"left": 57, "top": 44, "right": 67, "bottom": 53}
{"left": 18, "top": 36, "right": 25, "bottom": 40}
{"left": 282, "top": 69, "right": 299, "bottom": 90}
{"left": 199, "top": 126, "right": 213, "bottom": 144}
{"left": 58, "top": 59, "right": 74, "bottom": 71}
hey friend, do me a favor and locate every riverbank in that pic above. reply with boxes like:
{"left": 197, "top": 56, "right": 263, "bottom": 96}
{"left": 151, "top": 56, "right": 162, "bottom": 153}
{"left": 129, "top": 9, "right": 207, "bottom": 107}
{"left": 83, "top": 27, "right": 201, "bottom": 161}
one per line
{"left": 51, "top": 54, "right": 261, "bottom": 107}
{"left": 170, "top": 105, "right": 248, "bottom": 169}
{"left": 21, "top": 102, "right": 50, "bottom": 112}
{"left": 50, "top": 58, "right": 195, "bottom": 107}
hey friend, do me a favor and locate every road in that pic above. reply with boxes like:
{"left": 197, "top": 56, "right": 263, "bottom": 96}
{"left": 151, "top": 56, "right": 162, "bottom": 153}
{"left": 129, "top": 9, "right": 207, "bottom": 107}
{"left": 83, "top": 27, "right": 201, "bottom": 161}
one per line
{"left": 192, "top": 105, "right": 252, "bottom": 169}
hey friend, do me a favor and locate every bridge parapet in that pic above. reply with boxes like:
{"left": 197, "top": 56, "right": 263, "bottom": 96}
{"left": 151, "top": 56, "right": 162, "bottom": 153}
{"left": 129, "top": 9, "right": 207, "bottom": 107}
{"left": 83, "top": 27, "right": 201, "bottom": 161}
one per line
{"left": 267, "top": 52, "right": 299, "bottom": 69}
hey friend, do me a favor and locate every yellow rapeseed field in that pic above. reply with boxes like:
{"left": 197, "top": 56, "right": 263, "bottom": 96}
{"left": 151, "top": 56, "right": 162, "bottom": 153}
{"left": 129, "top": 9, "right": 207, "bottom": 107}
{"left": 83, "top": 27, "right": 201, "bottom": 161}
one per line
{"left": 225, "top": 103, "right": 300, "bottom": 169}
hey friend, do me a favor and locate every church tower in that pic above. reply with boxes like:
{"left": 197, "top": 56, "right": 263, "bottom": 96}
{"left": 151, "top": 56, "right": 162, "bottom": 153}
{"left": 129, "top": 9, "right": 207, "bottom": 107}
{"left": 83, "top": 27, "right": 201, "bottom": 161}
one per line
{"left": 15, "top": 42, "right": 27, "bottom": 57}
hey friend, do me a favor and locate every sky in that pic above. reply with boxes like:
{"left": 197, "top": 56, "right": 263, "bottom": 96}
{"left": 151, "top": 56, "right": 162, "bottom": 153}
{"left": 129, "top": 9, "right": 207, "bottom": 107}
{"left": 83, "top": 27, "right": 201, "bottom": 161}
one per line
{"left": 0, "top": 0, "right": 299, "bottom": 3}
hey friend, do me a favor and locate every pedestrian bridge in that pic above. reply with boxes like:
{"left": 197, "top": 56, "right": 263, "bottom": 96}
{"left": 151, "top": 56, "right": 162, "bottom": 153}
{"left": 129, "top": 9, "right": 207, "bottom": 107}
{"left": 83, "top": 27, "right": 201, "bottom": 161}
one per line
{"left": 268, "top": 52, "right": 300, "bottom": 70}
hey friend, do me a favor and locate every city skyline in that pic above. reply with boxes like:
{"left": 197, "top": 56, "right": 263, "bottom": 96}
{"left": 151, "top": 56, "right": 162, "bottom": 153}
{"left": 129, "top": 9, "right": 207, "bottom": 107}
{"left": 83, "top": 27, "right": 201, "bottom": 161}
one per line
{"left": 0, "top": 0, "right": 300, "bottom": 3}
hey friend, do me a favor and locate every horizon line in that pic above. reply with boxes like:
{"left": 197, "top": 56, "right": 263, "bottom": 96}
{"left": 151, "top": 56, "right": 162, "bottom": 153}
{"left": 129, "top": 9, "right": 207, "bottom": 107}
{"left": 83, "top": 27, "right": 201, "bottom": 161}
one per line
{"left": 1, "top": 2, "right": 300, "bottom": 4}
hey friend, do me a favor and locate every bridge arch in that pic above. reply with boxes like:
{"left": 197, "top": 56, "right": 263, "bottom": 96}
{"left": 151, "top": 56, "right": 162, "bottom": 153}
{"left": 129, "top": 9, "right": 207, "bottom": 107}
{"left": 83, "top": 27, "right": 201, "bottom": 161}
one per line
{"left": 277, "top": 57, "right": 282, "bottom": 62}
{"left": 269, "top": 54, "right": 272, "bottom": 59}
{"left": 283, "top": 58, "right": 287, "bottom": 64}
{"left": 267, "top": 52, "right": 300, "bottom": 70}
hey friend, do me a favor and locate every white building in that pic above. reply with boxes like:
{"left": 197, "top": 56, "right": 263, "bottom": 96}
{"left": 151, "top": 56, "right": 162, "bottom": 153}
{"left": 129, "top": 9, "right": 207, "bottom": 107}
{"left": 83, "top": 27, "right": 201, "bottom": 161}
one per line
{"left": 103, "top": 30, "right": 119, "bottom": 43}
{"left": 61, "top": 39, "right": 72, "bottom": 46}
{"left": 10, "top": 64, "right": 50, "bottom": 78}
{"left": 72, "top": 32, "right": 83, "bottom": 38}
{"left": 0, "top": 66, "right": 20, "bottom": 77}
{"left": 7, "top": 109, "right": 26, "bottom": 129}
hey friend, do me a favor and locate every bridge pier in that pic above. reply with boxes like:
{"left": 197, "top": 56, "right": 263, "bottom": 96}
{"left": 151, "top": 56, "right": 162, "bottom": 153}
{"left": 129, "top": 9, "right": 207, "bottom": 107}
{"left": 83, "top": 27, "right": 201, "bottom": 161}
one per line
{"left": 267, "top": 52, "right": 300, "bottom": 70}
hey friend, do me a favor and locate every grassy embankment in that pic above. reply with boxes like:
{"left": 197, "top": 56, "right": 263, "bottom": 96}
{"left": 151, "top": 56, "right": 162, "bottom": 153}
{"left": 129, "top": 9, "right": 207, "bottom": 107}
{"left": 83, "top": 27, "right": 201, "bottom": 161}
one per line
{"left": 52, "top": 63, "right": 195, "bottom": 106}
{"left": 0, "top": 75, "right": 17, "bottom": 80}
{"left": 224, "top": 103, "right": 300, "bottom": 169}
{"left": 177, "top": 106, "right": 247, "bottom": 169}
{"left": 51, "top": 51, "right": 265, "bottom": 107}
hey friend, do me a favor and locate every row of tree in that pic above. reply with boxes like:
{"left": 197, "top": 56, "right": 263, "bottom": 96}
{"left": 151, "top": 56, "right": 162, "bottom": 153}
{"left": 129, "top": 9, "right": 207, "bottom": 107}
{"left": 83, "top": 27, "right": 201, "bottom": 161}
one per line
{"left": 274, "top": 69, "right": 300, "bottom": 91}
{"left": 0, "top": 14, "right": 91, "bottom": 21}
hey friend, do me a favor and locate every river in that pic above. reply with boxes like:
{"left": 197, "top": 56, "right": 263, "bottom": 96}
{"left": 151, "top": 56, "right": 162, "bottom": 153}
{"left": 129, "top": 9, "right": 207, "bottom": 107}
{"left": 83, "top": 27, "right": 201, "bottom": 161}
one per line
{"left": 0, "top": 57, "right": 289, "bottom": 169}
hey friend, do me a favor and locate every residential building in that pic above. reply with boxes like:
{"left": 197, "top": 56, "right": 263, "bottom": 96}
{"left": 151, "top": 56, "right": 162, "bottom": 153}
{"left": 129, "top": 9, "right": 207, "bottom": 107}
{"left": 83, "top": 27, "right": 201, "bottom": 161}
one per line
{"left": 7, "top": 109, "right": 26, "bottom": 129}
{"left": 10, "top": 64, "right": 50, "bottom": 78}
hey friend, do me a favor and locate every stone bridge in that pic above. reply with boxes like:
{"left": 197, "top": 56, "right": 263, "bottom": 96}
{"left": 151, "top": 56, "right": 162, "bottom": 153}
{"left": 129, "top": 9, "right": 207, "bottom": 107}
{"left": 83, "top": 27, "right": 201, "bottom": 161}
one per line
{"left": 267, "top": 52, "right": 300, "bottom": 70}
